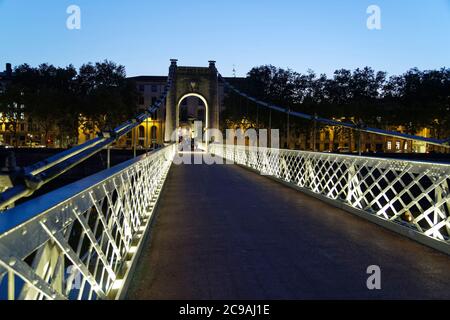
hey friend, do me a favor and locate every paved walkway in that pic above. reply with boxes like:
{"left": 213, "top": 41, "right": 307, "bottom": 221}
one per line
{"left": 126, "top": 159, "right": 450, "bottom": 299}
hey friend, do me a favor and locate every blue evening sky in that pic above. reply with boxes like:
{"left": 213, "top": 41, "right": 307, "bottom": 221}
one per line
{"left": 0, "top": 0, "right": 449, "bottom": 77}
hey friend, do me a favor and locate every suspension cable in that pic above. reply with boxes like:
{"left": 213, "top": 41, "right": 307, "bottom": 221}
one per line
{"left": 217, "top": 73, "right": 450, "bottom": 148}
{"left": 0, "top": 65, "right": 175, "bottom": 210}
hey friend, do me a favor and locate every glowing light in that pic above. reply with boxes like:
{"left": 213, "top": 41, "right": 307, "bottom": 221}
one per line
{"left": 111, "top": 279, "right": 124, "bottom": 291}
{"left": 128, "top": 246, "right": 138, "bottom": 254}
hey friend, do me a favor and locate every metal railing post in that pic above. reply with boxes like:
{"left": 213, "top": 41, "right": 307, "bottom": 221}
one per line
{"left": 312, "top": 119, "right": 316, "bottom": 152}
{"left": 358, "top": 129, "right": 362, "bottom": 156}
{"left": 269, "top": 108, "right": 272, "bottom": 148}
{"left": 286, "top": 107, "right": 290, "bottom": 149}
{"left": 133, "top": 127, "right": 137, "bottom": 158}
{"left": 107, "top": 146, "right": 111, "bottom": 169}
{"left": 8, "top": 270, "right": 14, "bottom": 300}
{"left": 145, "top": 121, "right": 149, "bottom": 153}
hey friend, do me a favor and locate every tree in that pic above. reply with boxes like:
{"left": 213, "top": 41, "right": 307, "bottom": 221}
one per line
{"left": 0, "top": 82, "right": 25, "bottom": 147}
{"left": 9, "top": 63, "right": 79, "bottom": 147}
{"left": 77, "top": 60, "right": 138, "bottom": 135}
{"left": 0, "top": 60, "right": 139, "bottom": 148}
{"left": 221, "top": 65, "right": 450, "bottom": 145}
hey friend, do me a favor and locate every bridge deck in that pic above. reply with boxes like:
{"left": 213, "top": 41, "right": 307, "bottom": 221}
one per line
{"left": 126, "top": 160, "right": 450, "bottom": 299}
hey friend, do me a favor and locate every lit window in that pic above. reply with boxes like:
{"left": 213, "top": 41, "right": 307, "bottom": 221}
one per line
{"left": 395, "top": 141, "right": 401, "bottom": 150}
{"left": 387, "top": 141, "right": 392, "bottom": 150}
{"left": 404, "top": 142, "right": 408, "bottom": 150}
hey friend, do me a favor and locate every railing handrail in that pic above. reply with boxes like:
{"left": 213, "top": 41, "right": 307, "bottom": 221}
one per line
{"left": 0, "top": 144, "right": 175, "bottom": 300}
{"left": 0, "top": 147, "right": 171, "bottom": 236}
{"left": 0, "top": 63, "right": 176, "bottom": 211}
{"left": 223, "top": 144, "right": 450, "bottom": 168}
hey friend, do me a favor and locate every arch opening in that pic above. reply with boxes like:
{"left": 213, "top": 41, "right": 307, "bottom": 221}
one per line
{"left": 176, "top": 93, "right": 209, "bottom": 145}
{"left": 151, "top": 126, "right": 157, "bottom": 142}
{"left": 138, "top": 125, "right": 145, "bottom": 147}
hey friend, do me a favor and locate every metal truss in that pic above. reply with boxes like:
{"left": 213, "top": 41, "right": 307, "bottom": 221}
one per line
{"left": 0, "top": 145, "right": 175, "bottom": 300}
{"left": 211, "top": 144, "right": 450, "bottom": 246}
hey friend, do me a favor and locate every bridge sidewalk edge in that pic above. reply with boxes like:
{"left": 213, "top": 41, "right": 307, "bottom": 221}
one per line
{"left": 114, "top": 163, "right": 174, "bottom": 300}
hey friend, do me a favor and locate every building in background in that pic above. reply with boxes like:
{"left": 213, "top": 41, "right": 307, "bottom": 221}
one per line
{"left": 0, "top": 63, "right": 12, "bottom": 91}
{"left": 0, "top": 63, "right": 34, "bottom": 147}
{"left": 286, "top": 123, "right": 435, "bottom": 154}
{"left": 0, "top": 63, "right": 64, "bottom": 148}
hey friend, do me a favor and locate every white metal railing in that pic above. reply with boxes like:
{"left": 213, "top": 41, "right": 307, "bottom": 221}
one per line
{"left": 0, "top": 145, "right": 175, "bottom": 300}
{"left": 211, "top": 144, "right": 450, "bottom": 249}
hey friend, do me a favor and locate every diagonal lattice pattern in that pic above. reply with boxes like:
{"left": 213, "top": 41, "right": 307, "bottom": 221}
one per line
{"left": 211, "top": 144, "right": 450, "bottom": 244}
{"left": 0, "top": 145, "right": 175, "bottom": 300}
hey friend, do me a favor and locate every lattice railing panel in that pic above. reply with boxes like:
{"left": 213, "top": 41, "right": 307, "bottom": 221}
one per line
{"left": 212, "top": 144, "right": 450, "bottom": 244}
{"left": 0, "top": 145, "right": 175, "bottom": 300}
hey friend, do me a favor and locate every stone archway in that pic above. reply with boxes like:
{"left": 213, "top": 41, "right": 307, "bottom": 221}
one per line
{"left": 164, "top": 60, "right": 219, "bottom": 143}
{"left": 176, "top": 92, "right": 209, "bottom": 136}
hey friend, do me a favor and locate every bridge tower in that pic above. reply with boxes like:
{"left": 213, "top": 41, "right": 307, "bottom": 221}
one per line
{"left": 164, "top": 59, "right": 220, "bottom": 143}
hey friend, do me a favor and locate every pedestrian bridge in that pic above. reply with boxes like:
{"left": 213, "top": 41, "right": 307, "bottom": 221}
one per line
{"left": 0, "top": 144, "right": 449, "bottom": 300}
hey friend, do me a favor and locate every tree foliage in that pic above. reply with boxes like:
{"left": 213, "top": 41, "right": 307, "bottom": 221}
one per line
{"left": 0, "top": 60, "right": 139, "bottom": 147}
{"left": 222, "top": 65, "right": 450, "bottom": 139}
